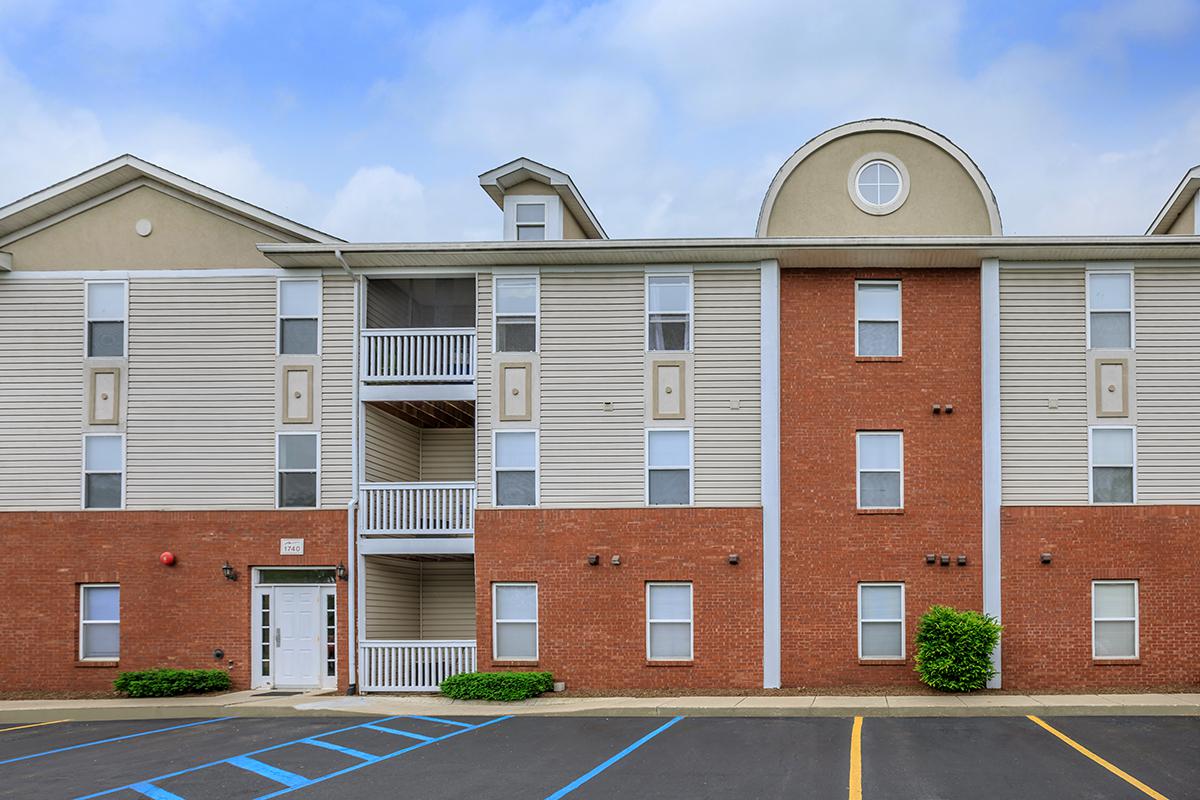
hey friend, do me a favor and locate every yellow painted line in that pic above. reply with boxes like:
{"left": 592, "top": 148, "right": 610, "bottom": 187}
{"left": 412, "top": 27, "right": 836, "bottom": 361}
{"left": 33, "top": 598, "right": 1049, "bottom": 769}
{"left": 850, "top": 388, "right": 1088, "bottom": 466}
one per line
{"left": 848, "top": 715, "right": 863, "bottom": 800}
{"left": 0, "top": 719, "right": 69, "bottom": 734}
{"left": 1027, "top": 715, "right": 1169, "bottom": 800}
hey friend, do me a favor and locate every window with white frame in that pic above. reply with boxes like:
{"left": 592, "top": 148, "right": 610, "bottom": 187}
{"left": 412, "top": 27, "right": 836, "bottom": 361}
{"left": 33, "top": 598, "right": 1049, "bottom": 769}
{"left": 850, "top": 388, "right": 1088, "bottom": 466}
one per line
{"left": 278, "top": 433, "right": 318, "bottom": 508}
{"left": 86, "top": 281, "right": 127, "bottom": 358}
{"left": 647, "top": 582, "right": 693, "bottom": 660}
{"left": 80, "top": 584, "right": 119, "bottom": 660}
{"left": 1087, "top": 272, "right": 1133, "bottom": 349}
{"left": 1090, "top": 427, "right": 1135, "bottom": 504}
{"left": 493, "top": 583, "right": 537, "bottom": 660}
{"left": 494, "top": 276, "right": 538, "bottom": 353}
{"left": 857, "top": 432, "right": 903, "bottom": 509}
{"left": 859, "top": 583, "right": 904, "bottom": 659}
{"left": 647, "top": 274, "right": 691, "bottom": 351}
{"left": 855, "top": 280, "right": 901, "bottom": 357}
{"left": 83, "top": 434, "right": 123, "bottom": 509}
{"left": 647, "top": 429, "right": 692, "bottom": 505}
{"left": 514, "top": 202, "right": 547, "bottom": 241}
{"left": 1093, "top": 580, "right": 1138, "bottom": 659}
{"left": 494, "top": 430, "right": 537, "bottom": 506}
{"left": 279, "top": 279, "right": 320, "bottom": 355}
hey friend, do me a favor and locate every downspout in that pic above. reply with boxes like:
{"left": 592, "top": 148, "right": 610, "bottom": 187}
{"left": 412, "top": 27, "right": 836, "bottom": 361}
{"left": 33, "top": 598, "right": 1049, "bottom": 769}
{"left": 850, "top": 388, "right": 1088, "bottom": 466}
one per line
{"left": 336, "top": 248, "right": 360, "bottom": 694}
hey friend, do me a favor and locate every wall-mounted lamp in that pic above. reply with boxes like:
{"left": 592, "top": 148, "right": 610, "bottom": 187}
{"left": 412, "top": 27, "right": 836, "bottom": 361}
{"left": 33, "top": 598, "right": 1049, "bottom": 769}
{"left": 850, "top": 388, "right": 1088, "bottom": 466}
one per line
{"left": 336, "top": 562, "right": 348, "bottom": 581}
{"left": 610, "top": 554, "right": 621, "bottom": 566}
{"left": 1040, "top": 552, "right": 1053, "bottom": 564}
{"left": 587, "top": 554, "right": 600, "bottom": 566}
{"left": 728, "top": 553, "right": 740, "bottom": 565}
{"left": 956, "top": 555, "right": 968, "bottom": 566}
{"left": 925, "top": 553, "right": 937, "bottom": 564}
{"left": 221, "top": 562, "right": 237, "bottom": 581}
{"left": 939, "top": 554, "right": 950, "bottom": 566}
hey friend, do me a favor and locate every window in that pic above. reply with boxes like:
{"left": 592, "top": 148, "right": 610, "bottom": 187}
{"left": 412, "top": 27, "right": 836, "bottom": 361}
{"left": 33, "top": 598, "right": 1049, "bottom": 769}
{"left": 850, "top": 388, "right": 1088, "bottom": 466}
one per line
{"left": 1090, "top": 427, "right": 1135, "bottom": 504}
{"left": 1093, "top": 580, "right": 1138, "bottom": 659}
{"left": 83, "top": 434, "right": 123, "bottom": 509}
{"left": 494, "top": 276, "right": 538, "bottom": 353}
{"left": 647, "top": 582, "right": 693, "bottom": 660}
{"left": 85, "top": 281, "right": 127, "bottom": 358}
{"left": 647, "top": 274, "right": 691, "bottom": 351}
{"left": 80, "top": 584, "right": 119, "bottom": 660}
{"left": 859, "top": 583, "right": 904, "bottom": 659}
{"left": 325, "top": 592, "right": 337, "bottom": 678}
{"left": 1087, "top": 272, "right": 1133, "bottom": 349}
{"left": 494, "top": 430, "right": 537, "bottom": 506}
{"left": 277, "top": 433, "right": 318, "bottom": 508}
{"left": 857, "top": 432, "right": 903, "bottom": 509}
{"left": 514, "top": 203, "right": 546, "bottom": 241}
{"left": 278, "top": 279, "right": 320, "bottom": 355}
{"left": 647, "top": 429, "right": 692, "bottom": 505}
{"left": 493, "top": 583, "right": 537, "bottom": 660}
{"left": 855, "top": 160, "right": 902, "bottom": 207}
{"left": 855, "top": 281, "right": 901, "bottom": 357}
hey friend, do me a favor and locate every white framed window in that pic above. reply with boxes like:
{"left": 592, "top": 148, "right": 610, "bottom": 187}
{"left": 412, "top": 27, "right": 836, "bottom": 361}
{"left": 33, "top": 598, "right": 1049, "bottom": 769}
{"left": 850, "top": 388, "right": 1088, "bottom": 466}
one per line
{"left": 503, "top": 195, "right": 561, "bottom": 241}
{"left": 278, "top": 278, "right": 320, "bottom": 355}
{"left": 646, "top": 428, "right": 692, "bottom": 506}
{"left": 856, "top": 431, "right": 903, "bottom": 509}
{"left": 494, "top": 430, "right": 538, "bottom": 507}
{"left": 855, "top": 280, "right": 901, "bottom": 357}
{"left": 1089, "top": 426, "right": 1135, "bottom": 504}
{"left": 859, "top": 582, "right": 904, "bottom": 660}
{"left": 83, "top": 434, "right": 124, "bottom": 509}
{"left": 85, "top": 280, "right": 127, "bottom": 358}
{"left": 1087, "top": 271, "right": 1133, "bottom": 350}
{"left": 493, "top": 582, "right": 538, "bottom": 660}
{"left": 277, "top": 432, "right": 319, "bottom": 508}
{"left": 856, "top": 161, "right": 902, "bottom": 207}
{"left": 514, "top": 202, "right": 547, "bottom": 241}
{"left": 80, "top": 584, "right": 120, "bottom": 660}
{"left": 647, "top": 582, "right": 693, "bottom": 661}
{"left": 494, "top": 275, "right": 538, "bottom": 353}
{"left": 646, "top": 274, "right": 692, "bottom": 352}
{"left": 1093, "top": 580, "right": 1138, "bottom": 659}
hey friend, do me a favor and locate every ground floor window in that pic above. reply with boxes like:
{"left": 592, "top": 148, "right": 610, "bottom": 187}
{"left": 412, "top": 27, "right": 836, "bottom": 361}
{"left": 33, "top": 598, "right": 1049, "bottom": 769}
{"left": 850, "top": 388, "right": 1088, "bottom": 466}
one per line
{"left": 493, "top": 583, "right": 537, "bottom": 660}
{"left": 325, "top": 592, "right": 337, "bottom": 678}
{"left": 80, "top": 584, "right": 120, "bottom": 660}
{"left": 858, "top": 583, "right": 904, "bottom": 659}
{"left": 647, "top": 582, "right": 693, "bottom": 660}
{"left": 1093, "top": 580, "right": 1138, "bottom": 659}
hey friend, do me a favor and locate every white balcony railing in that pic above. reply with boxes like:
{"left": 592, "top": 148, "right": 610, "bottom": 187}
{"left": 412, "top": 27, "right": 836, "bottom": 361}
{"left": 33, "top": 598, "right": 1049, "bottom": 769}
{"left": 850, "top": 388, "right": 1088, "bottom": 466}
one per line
{"left": 360, "top": 640, "right": 477, "bottom": 692}
{"left": 359, "top": 482, "right": 476, "bottom": 535}
{"left": 361, "top": 328, "right": 475, "bottom": 383}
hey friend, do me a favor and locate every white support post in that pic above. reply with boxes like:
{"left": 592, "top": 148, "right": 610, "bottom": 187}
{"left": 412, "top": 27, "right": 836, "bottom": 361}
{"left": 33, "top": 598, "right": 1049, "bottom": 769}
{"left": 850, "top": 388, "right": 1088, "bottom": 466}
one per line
{"left": 981, "top": 257, "right": 1003, "bottom": 688}
{"left": 760, "top": 259, "right": 781, "bottom": 689}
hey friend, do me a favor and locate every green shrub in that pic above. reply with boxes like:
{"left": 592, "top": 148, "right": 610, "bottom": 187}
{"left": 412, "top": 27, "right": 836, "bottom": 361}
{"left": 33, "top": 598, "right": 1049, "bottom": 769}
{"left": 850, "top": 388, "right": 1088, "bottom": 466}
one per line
{"left": 914, "top": 605, "right": 1003, "bottom": 692}
{"left": 439, "top": 671, "right": 553, "bottom": 701}
{"left": 114, "top": 668, "right": 232, "bottom": 698}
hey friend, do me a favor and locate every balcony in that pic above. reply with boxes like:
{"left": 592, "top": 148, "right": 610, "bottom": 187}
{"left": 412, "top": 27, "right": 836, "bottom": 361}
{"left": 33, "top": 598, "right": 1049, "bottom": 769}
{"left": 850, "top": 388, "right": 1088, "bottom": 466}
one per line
{"left": 361, "top": 328, "right": 476, "bottom": 383}
{"left": 359, "top": 482, "right": 475, "bottom": 536}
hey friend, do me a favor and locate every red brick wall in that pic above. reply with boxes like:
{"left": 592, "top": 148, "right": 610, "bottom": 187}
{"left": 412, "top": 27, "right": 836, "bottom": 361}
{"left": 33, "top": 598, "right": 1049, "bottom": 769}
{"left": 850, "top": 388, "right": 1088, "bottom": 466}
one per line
{"left": 780, "top": 268, "right": 983, "bottom": 687}
{"left": 474, "top": 507, "right": 762, "bottom": 689}
{"left": 0, "top": 510, "right": 351, "bottom": 693}
{"left": 1001, "top": 505, "right": 1200, "bottom": 690}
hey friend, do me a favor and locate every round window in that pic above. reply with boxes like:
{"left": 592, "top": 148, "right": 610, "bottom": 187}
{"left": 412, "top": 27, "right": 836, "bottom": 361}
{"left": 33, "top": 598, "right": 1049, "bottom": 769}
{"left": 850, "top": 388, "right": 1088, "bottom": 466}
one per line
{"left": 855, "top": 160, "right": 902, "bottom": 206}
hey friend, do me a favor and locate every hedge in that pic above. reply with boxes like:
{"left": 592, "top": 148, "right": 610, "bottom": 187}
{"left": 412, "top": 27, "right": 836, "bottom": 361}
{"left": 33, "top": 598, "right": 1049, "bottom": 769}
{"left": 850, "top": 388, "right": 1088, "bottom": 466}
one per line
{"left": 114, "top": 668, "right": 233, "bottom": 698}
{"left": 914, "top": 605, "right": 1003, "bottom": 692}
{"left": 439, "top": 671, "right": 553, "bottom": 701}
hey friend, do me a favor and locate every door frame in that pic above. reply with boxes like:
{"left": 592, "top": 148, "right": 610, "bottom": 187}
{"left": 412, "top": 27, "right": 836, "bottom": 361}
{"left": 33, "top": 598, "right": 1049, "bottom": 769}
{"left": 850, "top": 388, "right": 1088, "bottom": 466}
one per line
{"left": 251, "top": 567, "right": 337, "bottom": 690}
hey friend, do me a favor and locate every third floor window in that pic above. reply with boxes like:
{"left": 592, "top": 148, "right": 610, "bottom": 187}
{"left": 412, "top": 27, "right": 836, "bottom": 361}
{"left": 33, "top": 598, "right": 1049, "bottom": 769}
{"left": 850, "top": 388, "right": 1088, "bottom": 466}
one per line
{"left": 855, "top": 280, "right": 901, "bottom": 357}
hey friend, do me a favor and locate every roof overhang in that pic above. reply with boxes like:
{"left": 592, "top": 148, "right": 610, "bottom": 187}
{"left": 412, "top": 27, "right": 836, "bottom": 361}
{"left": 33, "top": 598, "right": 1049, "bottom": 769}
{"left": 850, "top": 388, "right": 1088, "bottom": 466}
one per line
{"left": 261, "top": 236, "right": 1200, "bottom": 270}
{"left": 479, "top": 157, "right": 607, "bottom": 239}
{"left": 1147, "top": 166, "right": 1200, "bottom": 234}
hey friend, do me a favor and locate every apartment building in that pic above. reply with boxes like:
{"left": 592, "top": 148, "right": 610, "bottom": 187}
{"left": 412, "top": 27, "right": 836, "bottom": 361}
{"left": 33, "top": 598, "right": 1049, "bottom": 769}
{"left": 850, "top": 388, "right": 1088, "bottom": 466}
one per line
{"left": 1, "top": 119, "right": 1197, "bottom": 693}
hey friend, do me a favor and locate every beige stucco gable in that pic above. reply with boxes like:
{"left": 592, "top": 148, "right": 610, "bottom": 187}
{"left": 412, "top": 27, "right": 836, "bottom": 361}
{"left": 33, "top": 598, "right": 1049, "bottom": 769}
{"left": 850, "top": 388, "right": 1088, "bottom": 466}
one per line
{"left": 5, "top": 184, "right": 286, "bottom": 270}
{"left": 1166, "top": 194, "right": 1196, "bottom": 235}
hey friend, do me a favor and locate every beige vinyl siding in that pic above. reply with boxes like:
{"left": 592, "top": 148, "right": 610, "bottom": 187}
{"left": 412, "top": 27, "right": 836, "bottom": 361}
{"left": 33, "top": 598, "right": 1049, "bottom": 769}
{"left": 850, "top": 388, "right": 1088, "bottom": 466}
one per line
{"left": 1134, "top": 266, "right": 1200, "bottom": 501}
{"left": 321, "top": 273, "right": 354, "bottom": 505}
{"left": 693, "top": 269, "right": 761, "bottom": 505}
{"left": 475, "top": 272, "right": 494, "bottom": 504}
{"left": 999, "top": 267, "right": 1089, "bottom": 504}
{"left": 363, "top": 405, "right": 419, "bottom": 483}
{"left": 539, "top": 270, "right": 645, "bottom": 506}
{"left": 363, "top": 556, "right": 420, "bottom": 639}
{"left": 420, "top": 429, "right": 474, "bottom": 481}
{"left": 0, "top": 279, "right": 83, "bottom": 509}
{"left": 419, "top": 561, "right": 476, "bottom": 639}
{"left": 125, "top": 277, "right": 276, "bottom": 508}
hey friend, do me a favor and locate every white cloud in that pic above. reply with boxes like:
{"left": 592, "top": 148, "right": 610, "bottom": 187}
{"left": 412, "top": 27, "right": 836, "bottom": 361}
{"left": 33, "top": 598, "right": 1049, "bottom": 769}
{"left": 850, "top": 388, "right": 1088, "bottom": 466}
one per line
{"left": 323, "top": 166, "right": 428, "bottom": 242}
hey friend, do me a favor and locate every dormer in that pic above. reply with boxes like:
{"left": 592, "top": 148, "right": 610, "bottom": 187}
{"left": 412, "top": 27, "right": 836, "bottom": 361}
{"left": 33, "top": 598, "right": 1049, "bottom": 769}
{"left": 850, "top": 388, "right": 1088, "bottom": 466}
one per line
{"left": 478, "top": 157, "right": 606, "bottom": 241}
{"left": 1147, "top": 165, "right": 1200, "bottom": 235}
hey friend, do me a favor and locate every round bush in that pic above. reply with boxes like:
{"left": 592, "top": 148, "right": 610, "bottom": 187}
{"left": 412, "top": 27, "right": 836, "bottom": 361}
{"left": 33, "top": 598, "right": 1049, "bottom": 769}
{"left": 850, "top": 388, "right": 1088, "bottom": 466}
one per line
{"left": 914, "top": 605, "right": 1002, "bottom": 692}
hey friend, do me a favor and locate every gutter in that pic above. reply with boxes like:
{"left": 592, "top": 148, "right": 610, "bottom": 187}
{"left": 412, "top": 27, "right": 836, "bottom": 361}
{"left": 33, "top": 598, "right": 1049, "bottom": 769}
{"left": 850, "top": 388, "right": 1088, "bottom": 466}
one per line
{"left": 335, "top": 248, "right": 361, "bottom": 694}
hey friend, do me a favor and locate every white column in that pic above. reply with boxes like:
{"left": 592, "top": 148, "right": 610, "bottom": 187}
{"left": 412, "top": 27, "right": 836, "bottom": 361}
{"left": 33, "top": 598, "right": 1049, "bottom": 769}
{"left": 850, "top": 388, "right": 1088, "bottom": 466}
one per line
{"left": 981, "top": 257, "right": 1003, "bottom": 688}
{"left": 760, "top": 259, "right": 781, "bottom": 688}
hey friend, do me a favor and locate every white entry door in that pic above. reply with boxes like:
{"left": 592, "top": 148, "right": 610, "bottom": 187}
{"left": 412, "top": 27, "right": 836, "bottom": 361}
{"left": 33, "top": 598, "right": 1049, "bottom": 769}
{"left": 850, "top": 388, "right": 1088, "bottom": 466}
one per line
{"left": 273, "top": 586, "right": 321, "bottom": 688}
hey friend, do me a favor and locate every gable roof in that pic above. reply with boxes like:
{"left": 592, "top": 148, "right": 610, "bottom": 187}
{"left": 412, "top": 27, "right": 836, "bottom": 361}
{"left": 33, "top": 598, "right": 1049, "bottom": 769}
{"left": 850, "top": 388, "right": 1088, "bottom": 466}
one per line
{"left": 478, "top": 157, "right": 607, "bottom": 239}
{"left": 1147, "top": 165, "right": 1200, "bottom": 234}
{"left": 0, "top": 154, "right": 341, "bottom": 250}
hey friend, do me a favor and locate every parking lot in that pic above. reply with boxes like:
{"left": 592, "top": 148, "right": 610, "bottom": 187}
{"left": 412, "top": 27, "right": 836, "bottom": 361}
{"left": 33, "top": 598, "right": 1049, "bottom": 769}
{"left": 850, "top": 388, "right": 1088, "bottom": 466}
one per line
{"left": 0, "top": 712, "right": 1196, "bottom": 799}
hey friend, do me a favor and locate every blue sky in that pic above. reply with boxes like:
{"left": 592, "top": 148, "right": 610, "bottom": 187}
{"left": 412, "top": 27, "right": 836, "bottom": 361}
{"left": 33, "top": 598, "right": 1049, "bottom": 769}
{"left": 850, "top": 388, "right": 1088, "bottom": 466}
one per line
{"left": 1, "top": 0, "right": 1198, "bottom": 240}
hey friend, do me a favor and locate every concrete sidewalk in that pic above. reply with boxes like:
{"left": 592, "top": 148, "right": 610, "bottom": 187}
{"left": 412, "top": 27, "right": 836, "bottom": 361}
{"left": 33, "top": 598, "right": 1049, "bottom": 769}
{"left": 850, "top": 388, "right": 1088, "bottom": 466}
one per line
{"left": 2, "top": 690, "right": 1199, "bottom": 723}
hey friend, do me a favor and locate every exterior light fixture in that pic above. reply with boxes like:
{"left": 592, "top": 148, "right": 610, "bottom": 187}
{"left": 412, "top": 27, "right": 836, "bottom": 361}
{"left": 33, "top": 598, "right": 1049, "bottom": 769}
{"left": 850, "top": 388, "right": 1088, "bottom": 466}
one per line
{"left": 587, "top": 554, "right": 599, "bottom": 566}
{"left": 336, "top": 562, "right": 348, "bottom": 581}
{"left": 221, "top": 562, "right": 237, "bottom": 581}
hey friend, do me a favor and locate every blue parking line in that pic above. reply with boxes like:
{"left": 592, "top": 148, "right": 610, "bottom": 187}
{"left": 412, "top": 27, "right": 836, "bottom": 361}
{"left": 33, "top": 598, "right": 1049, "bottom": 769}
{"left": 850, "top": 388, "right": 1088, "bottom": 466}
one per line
{"left": 228, "top": 756, "right": 310, "bottom": 789}
{"left": 363, "top": 723, "right": 433, "bottom": 741}
{"left": 405, "top": 715, "right": 473, "bottom": 728}
{"left": 0, "top": 717, "right": 235, "bottom": 766}
{"left": 131, "top": 783, "right": 185, "bottom": 800}
{"left": 302, "top": 738, "right": 377, "bottom": 762}
{"left": 542, "top": 716, "right": 685, "bottom": 800}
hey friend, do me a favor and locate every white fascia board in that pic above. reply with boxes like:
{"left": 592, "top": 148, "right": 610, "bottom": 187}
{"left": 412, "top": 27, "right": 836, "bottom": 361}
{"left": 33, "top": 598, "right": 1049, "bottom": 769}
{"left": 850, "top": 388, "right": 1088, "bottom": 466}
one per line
{"left": 1147, "top": 167, "right": 1200, "bottom": 234}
